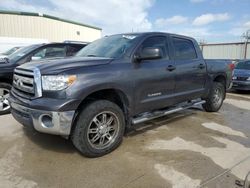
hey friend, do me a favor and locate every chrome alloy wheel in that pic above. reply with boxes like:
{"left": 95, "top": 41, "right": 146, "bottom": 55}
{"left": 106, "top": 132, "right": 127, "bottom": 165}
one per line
{"left": 87, "top": 111, "right": 119, "bottom": 150}
{"left": 0, "top": 88, "right": 10, "bottom": 112}
{"left": 212, "top": 88, "right": 223, "bottom": 105}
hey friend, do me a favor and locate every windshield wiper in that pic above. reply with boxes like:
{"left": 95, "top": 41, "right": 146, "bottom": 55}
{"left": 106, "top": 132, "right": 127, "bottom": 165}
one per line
{"left": 86, "top": 54, "right": 97, "bottom": 57}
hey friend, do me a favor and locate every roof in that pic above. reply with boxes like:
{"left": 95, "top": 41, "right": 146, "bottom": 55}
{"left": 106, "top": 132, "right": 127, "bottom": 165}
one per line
{"left": 110, "top": 32, "right": 196, "bottom": 40}
{"left": 49, "top": 42, "right": 88, "bottom": 46}
{"left": 31, "top": 42, "right": 88, "bottom": 47}
{"left": 0, "top": 9, "right": 102, "bottom": 31}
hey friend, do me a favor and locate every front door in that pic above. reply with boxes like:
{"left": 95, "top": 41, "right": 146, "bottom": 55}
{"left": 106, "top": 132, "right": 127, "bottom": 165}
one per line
{"left": 133, "top": 35, "right": 176, "bottom": 114}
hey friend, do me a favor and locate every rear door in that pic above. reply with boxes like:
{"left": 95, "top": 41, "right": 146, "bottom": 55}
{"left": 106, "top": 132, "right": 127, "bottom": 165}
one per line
{"left": 134, "top": 35, "right": 176, "bottom": 114}
{"left": 170, "top": 36, "right": 206, "bottom": 100}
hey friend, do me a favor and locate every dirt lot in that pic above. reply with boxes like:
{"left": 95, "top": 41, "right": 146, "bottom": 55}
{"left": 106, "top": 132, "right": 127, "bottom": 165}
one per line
{"left": 0, "top": 92, "right": 250, "bottom": 188}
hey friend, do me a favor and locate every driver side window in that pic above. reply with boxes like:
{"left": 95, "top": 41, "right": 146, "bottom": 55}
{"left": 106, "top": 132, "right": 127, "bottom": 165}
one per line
{"left": 31, "top": 46, "right": 66, "bottom": 61}
{"left": 140, "top": 36, "right": 169, "bottom": 59}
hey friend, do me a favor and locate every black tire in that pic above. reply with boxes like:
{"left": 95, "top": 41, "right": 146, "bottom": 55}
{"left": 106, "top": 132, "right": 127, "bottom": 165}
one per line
{"left": 202, "top": 82, "right": 225, "bottom": 112}
{"left": 0, "top": 82, "right": 11, "bottom": 115}
{"left": 71, "top": 100, "right": 125, "bottom": 157}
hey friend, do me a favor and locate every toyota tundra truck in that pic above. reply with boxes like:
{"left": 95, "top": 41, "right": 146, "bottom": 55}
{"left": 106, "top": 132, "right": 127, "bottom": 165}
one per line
{"left": 9, "top": 32, "right": 233, "bottom": 157}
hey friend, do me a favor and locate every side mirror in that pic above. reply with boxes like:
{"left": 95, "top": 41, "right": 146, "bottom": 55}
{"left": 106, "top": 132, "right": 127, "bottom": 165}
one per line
{"left": 31, "top": 56, "right": 42, "bottom": 61}
{"left": 136, "top": 47, "right": 162, "bottom": 61}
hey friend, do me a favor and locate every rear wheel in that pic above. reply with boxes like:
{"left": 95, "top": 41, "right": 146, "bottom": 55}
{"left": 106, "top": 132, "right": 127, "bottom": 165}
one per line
{"left": 71, "top": 100, "right": 125, "bottom": 157}
{"left": 202, "top": 82, "right": 225, "bottom": 112}
{"left": 0, "top": 83, "right": 11, "bottom": 115}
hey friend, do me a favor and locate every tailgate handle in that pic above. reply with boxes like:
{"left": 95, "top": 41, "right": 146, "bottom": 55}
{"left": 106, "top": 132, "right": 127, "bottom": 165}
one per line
{"left": 166, "top": 65, "right": 176, "bottom": 71}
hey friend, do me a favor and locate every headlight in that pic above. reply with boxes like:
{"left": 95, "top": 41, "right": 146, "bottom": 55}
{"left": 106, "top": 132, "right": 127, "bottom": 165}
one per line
{"left": 42, "top": 75, "right": 77, "bottom": 91}
{"left": 232, "top": 76, "right": 237, "bottom": 80}
{"left": 247, "top": 77, "right": 250, "bottom": 81}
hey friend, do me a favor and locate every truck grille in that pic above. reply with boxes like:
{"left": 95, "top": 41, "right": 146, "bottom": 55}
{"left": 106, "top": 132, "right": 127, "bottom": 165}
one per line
{"left": 13, "top": 67, "right": 42, "bottom": 99}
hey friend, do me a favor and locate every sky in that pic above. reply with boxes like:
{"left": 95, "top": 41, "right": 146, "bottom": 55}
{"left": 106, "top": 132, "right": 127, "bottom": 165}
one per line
{"left": 0, "top": 0, "right": 250, "bottom": 43}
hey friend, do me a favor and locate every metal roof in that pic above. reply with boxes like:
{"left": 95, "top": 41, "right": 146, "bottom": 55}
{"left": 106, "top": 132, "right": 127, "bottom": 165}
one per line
{"left": 200, "top": 42, "right": 250, "bottom": 46}
{"left": 0, "top": 9, "right": 102, "bottom": 31}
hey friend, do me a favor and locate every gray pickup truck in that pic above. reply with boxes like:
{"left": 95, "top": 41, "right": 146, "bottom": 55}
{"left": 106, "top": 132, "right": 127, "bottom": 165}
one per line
{"left": 9, "top": 32, "right": 233, "bottom": 157}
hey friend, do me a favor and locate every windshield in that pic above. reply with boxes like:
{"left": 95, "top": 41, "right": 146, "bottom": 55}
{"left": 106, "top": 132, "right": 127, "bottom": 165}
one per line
{"left": 2, "top": 47, "right": 21, "bottom": 56}
{"left": 76, "top": 34, "right": 140, "bottom": 58}
{"left": 8, "top": 44, "right": 41, "bottom": 63}
{"left": 235, "top": 61, "right": 250, "bottom": 70}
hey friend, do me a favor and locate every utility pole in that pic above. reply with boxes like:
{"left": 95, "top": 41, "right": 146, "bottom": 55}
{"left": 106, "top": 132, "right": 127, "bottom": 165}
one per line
{"left": 242, "top": 29, "right": 250, "bottom": 59}
{"left": 198, "top": 39, "right": 206, "bottom": 53}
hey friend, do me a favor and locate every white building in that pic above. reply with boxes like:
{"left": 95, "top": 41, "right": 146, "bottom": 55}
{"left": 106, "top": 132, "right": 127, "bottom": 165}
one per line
{"left": 0, "top": 10, "right": 102, "bottom": 52}
{"left": 200, "top": 42, "right": 250, "bottom": 60}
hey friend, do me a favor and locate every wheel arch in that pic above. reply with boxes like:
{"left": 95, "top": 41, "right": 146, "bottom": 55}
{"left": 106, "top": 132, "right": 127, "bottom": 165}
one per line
{"left": 70, "top": 88, "right": 131, "bottom": 136}
{"left": 213, "top": 74, "right": 226, "bottom": 87}
{"left": 0, "top": 78, "right": 12, "bottom": 85}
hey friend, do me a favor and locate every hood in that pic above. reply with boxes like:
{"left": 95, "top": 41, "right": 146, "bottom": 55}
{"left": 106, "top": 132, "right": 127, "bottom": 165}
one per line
{"left": 233, "top": 69, "right": 250, "bottom": 77}
{"left": 18, "top": 56, "right": 113, "bottom": 74}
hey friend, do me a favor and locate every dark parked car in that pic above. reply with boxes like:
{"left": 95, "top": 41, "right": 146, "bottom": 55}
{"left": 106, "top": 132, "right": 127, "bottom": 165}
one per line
{"left": 9, "top": 32, "right": 233, "bottom": 157}
{"left": 0, "top": 42, "right": 87, "bottom": 115}
{"left": 232, "top": 60, "right": 250, "bottom": 91}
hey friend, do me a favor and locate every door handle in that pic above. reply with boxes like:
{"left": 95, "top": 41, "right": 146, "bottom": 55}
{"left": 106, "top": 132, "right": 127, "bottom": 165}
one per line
{"left": 198, "top": 64, "right": 205, "bottom": 69}
{"left": 166, "top": 65, "right": 176, "bottom": 71}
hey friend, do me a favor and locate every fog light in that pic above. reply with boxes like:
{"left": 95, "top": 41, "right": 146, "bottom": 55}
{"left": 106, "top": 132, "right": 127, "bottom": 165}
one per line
{"left": 40, "top": 114, "right": 53, "bottom": 128}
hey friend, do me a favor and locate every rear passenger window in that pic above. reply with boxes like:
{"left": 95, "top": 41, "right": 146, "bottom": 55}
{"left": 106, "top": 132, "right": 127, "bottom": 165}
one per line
{"left": 140, "top": 36, "right": 169, "bottom": 59}
{"left": 32, "top": 46, "right": 66, "bottom": 60}
{"left": 44, "top": 47, "right": 66, "bottom": 58}
{"left": 173, "top": 37, "right": 197, "bottom": 60}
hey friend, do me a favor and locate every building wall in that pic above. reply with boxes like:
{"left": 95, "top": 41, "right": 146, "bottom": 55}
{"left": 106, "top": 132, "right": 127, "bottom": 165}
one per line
{"left": 0, "top": 13, "right": 101, "bottom": 43}
{"left": 200, "top": 42, "right": 250, "bottom": 59}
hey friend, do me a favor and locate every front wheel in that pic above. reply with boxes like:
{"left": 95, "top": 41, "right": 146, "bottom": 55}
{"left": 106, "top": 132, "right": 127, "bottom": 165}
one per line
{"left": 202, "top": 82, "right": 225, "bottom": 112}
{"left": 71, "top": 100, "right": 125, "bottom": 157}
{"left": 0, "top": 83, "right": 11, "bottom": 115}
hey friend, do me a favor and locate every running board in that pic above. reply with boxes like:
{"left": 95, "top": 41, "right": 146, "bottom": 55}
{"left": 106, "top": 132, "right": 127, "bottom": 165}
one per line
{"left": 132, "top": 100, "right": 206, "bottom": 125}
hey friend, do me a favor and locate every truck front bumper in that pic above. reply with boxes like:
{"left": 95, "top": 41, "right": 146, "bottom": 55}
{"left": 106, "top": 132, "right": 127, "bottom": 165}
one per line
{"left": 10, "top": 102, "right": 75, "bottom": 136}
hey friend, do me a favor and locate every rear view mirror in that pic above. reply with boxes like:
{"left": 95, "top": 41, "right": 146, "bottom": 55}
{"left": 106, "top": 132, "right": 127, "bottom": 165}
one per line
{"left": 136, "top": 47, "right": 162, "bottom": 61}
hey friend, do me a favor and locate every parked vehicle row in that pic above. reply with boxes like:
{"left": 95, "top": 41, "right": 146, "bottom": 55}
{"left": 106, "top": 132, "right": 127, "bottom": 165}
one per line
{"left": 8, "top": 32, "right": 234, "bottom": 157}
{"left": 232, "top": 60, "right": 250, "bottom": 91}
{"left": 0, "top": 42, "right": 87, "bottom": 115}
